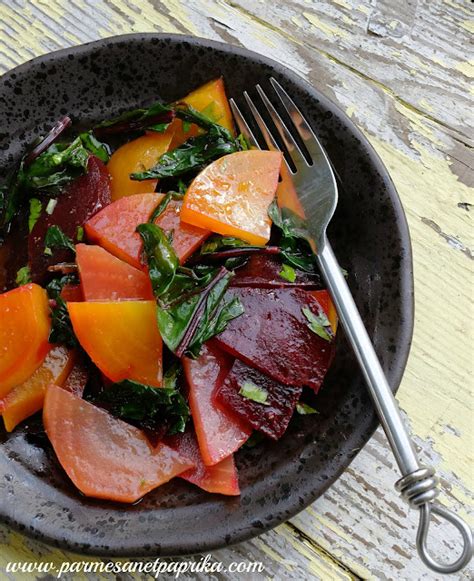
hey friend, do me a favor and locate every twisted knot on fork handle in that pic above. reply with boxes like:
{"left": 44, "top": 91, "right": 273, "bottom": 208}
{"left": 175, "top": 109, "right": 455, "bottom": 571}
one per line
{"left": 395, "top": 467, "right": 440, "bottom": 508}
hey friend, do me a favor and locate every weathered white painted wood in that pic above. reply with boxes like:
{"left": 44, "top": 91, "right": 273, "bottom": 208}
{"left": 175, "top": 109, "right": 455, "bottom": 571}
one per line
{"left": 0, "top": 1, "right": 472, "bottom": 579}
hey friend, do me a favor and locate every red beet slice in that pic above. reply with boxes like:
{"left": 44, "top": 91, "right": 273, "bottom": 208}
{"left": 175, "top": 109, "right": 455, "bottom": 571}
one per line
{"left": 166, "top": 429, "right": 240, "bottom": 496}
{"left": 231, "top": 254, "right": 321, "bottom": 289}
{"left": 29, "top": 156, "right": 111, "bottom": 282}
{"left": 215, "top": 358, "right": 302, "bottom": 440}
{"left": 213, "top": 287, "right": 335, "bottom": 391}
{"left": 183, "top": 343, "right": 251, "bottom": 466}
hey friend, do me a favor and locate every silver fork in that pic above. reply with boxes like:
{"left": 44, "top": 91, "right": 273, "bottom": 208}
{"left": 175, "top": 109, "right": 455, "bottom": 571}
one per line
{"left": 230, "top": 78, "right": 473, "bottom": 575}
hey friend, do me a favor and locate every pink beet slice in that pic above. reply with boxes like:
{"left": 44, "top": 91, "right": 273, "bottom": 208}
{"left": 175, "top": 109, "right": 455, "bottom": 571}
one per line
{"left": 183, "top": 343, "right": 252, "bottom": 466}
{"left": 76, "top": 243, "right": 153, "bottom": 301}
{"left": 214, "top": 358, "right": 303, "bottom": 440}
{"left": 213, "top": 287, "right": 335, "bottom": 391}
{"left": 85, "top": 193, "right": 209, "bottom": 269}
{"left": 231, "top": 254, "right": 321, "bottom": 289}
{"left": 29, "top": 156, "right": 111, "bottom": 282}
{"left": 166, "top": 429, "right": 240, "bottom": 496}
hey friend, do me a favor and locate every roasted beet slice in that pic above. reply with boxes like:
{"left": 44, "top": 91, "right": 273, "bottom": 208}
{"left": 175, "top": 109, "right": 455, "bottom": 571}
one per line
{"left": 166, "top": 428, "right": 240, "bottom": 495}
{"left": 231, "top": 254, "right": 321, "bottom": 289}
{"left": 214, "top": 358, "right": 302, "bottom": 440}
{"left": 183, "top": 343, "right": 251, "bottom": 465}
{"left": 28, "top": 156, "right": 111, "bottom": 282}
{"left": 213, "top": 287, "right": 335, "bottom": 391}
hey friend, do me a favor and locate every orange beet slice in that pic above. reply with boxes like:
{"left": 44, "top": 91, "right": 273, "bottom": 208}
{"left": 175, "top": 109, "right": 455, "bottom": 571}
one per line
{"left": 168, "top": 77, "right": 235, "bottom": 149}
{"left": 183, "top": 343, "right": 251, "bottom": 466}
{"left": 1, "top": 346, "right": 75, "bottom": 432}
{"left": 43, "top": 385, "right": 193, "bottom": 502}
{"left": 108, "top": 131, "right": 173, "bottom": 200}
{"left": 76, "top": 243, "right": 153, "bottom": 301}
{"left": 0, "top": 284, "right": 51, "bottom": 397}
{"left": 181, "top": 150, "right": 282, "bottom": 245}
{"left": 68, "top": 301, "right": 163, "bottom": 386}
{"left": 311, "top": 290, "right": 338, "bottom": 334}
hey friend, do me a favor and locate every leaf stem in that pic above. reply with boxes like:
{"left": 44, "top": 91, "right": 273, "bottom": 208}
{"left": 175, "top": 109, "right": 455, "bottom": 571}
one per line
{"left": 24, "top": 116, "right": 72, "bottom": 167}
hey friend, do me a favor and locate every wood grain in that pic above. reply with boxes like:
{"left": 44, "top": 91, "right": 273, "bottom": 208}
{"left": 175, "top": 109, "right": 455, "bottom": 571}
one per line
{"left": 0, "top": 1, "right": 472, "bottom": 579}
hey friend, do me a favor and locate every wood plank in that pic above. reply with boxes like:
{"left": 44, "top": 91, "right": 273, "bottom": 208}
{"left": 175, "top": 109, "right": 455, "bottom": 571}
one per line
{"left": 0, "top": 0, "right": 472, "bottom": 579}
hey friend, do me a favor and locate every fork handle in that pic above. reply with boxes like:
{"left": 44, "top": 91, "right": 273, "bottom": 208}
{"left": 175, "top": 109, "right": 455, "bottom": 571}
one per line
{"left": 317, "top": 239, "right": 473, "bottom": 574}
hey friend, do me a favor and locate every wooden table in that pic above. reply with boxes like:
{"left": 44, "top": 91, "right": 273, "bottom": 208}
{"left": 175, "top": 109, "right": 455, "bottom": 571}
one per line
{"left": 0, "top": 1, "right": 472, "bottom": 579}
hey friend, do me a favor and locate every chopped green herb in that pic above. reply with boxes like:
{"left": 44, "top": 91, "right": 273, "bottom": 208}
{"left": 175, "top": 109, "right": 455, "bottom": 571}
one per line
{"left": 200, "top": 235, "right": 250, "bottom": 255}
{"left": 76, "top": 225, "right": 84, "bottom": 242}
{"left": 279, "top": 263, "right": 296, "bottom": 283}
{"left": 28, "top": 198, "right": 42, "bottom": 232}
{"left": 45, "top": 198, "right": 57, "bottom": 215}
{"left": 44, "top": 225, "right": 76, "bottom": 254}
{"left": 239, "top": 381, "right": 270, "bottom": 405}
{"left": 15, "top": 265, "right": 31, "bottom": 286}
{"left": 177, "top": 179, "right": 188, "bottom": 195}
{"left": 147, "top": 122, "right": 171, "bottom": 133}
{"left": 302, "top": 306, "right": 334, "bottom": 342}
{"left": 237, "top": 133, "right": 250, "bottom": 151}
{"left": 296, "top": 402, "right": 319, "bottom": 415}
{"left": 200, "top": 102, "right": 221, "bottom": 123}
{"left": 182, "top": 120, "right": 192, "bottom": 133}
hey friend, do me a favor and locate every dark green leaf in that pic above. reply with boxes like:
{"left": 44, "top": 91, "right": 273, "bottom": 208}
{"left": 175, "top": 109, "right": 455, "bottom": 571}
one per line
{"left": 244, "top": 431, "right": 266, "bottom": 448}
{"left": 45, "top": 274, "right": 78, "bottom": 299}
{"left": 49, "top": 296, "right": 79, "bottom": 348}
{"left": 174, "top": 104, "right": 233, "bottom": 137}
{"left": 1, "top": 118, "right": 74, "bottom": 234}
{"left": 46, "top": 275, "right": 80, "bottom": 348}
{"left": 239, "top": 381, "right": 270, "bottom": 405}
{"left": 23, "top": 138, "right": 89, "bottom": 192}
{"left": 95, "top": 101, "right": 173, "bottom": 134}
{"left": 79, "top": 131, "right": 110, "bottom": 162}
{"left": 28, "top": 198, "right": 42, "bottom": 232}
{"left": 139, "top": 223, "right": 243, "bottom": 358}
{"left": 131, "top": 104, "right": 240, "bottom": 181}
{"left": 15, "top": 265, "right": 31, "bottom": 286}
{"left": 137, "top": 223, "right": 179, "bottom": 297}
{"left": 185, "top": 282, "right": 244, "bottom": 358}
{"left": 44, "top": 225, "right": 76, "bottom": 254}
{"left": 96, "top": 368, "right": 190, "bottom": 435}
{"left": 302, "top": 306, "right": 334, "bottom": 342}
{"left": 148, "top": 191, "right": 183, "bottom": 224}
{"left": 131, "top": 128, "right": 239, "bottom": 180}
{"left": 269, "top": 201, "right": 317, "bottom": 272}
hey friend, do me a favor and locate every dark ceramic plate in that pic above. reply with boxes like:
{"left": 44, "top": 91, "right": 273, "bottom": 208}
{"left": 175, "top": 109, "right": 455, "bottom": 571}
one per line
{"left": 0, "top": 34, "right": 413, "bottom": 557}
